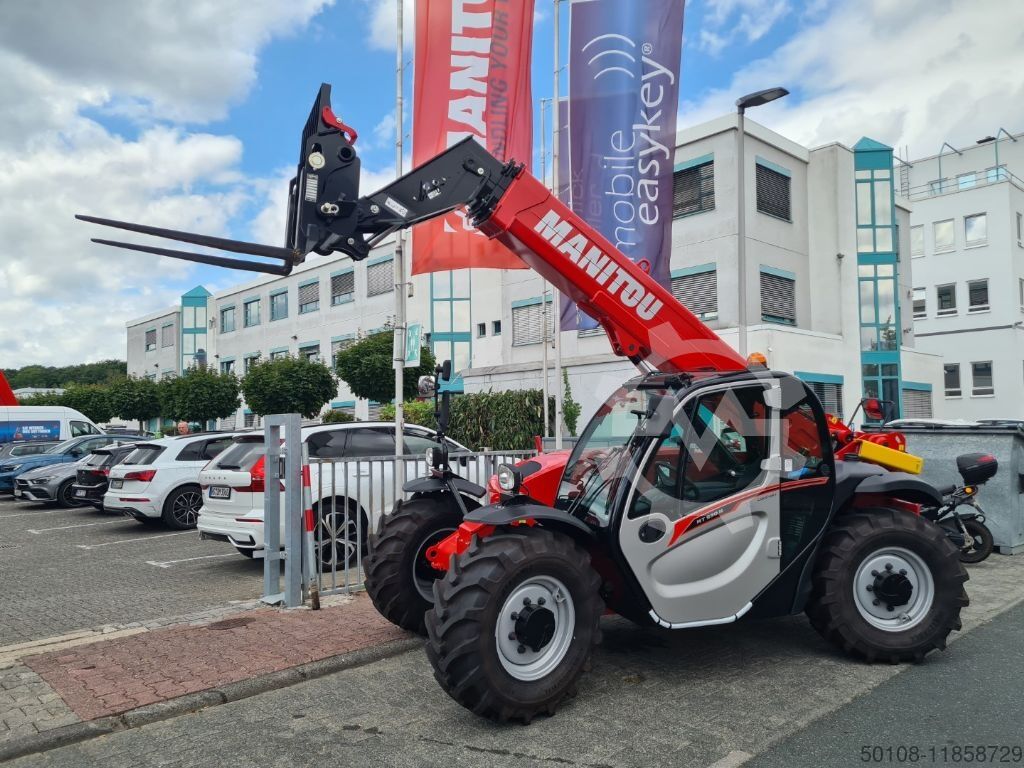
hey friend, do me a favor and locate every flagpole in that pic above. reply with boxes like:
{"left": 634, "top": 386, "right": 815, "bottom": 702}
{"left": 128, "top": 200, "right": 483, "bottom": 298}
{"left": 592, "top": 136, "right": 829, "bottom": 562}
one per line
{"left": 393, "top": 0, "right": 406, "bottom": 486}
{"left": 551, "top": 0, "right": 564, "bottom": 450}
{"left": 539, "top": 97, "right": 550, "bottom": 440}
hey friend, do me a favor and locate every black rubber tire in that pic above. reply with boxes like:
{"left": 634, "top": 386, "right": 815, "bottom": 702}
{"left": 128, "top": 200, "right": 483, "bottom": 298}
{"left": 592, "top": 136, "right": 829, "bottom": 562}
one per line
{"left": 959, "top": 519, "right": 994, "bottom": 564}
{"left": 425, "top": 529, "right": 603, "bottom": 723}
{"left": 806, "top": 508, "right": 969, "bottom": 663}
{"left": 161, "top": 485, "right": 203, "bottom": 530}
{"left": 57, "top": 480, "right": 85, "bottom": 509}
{"left": 365, "top": 496, "right": 466, "bottom": 635}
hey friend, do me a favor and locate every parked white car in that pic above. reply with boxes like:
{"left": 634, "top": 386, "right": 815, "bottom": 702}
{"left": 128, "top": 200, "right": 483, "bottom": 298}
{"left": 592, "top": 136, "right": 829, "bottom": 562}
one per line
{"left": 103, "top": 433, "right": 239, "bottom": 529}
{"left": 197, "top": 422, "right": 469, "bottom": 568}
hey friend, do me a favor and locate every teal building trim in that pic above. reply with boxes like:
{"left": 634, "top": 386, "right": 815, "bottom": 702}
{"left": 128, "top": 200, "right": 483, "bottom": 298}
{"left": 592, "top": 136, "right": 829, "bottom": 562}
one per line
{"left": 671, "top": 262, "right": 716, "bottom": 278}
{"left": 755, "top": 155, "right": 791, "bottom": 177}
{"left": 795, "top": 371, "right": 844, "bottom": 385}
{"left": 674, "top": 152, "right": 714, "bottom": 172}
{"left": 902, "top": 381, "right": 933, "bottom": 392}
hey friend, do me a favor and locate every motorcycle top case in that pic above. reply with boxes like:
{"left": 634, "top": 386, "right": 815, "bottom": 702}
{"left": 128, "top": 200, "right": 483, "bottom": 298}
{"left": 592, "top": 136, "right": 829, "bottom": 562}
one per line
{"left": 956, "top": 453, "right": 998, "bottom": 486}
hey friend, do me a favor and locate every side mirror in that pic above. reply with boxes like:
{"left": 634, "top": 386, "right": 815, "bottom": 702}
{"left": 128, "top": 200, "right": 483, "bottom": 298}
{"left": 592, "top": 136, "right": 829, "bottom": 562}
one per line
{"left": 862, "top": 397, "right": 885, "bottom": 421}
{"left": 440, "top": 359, "right": 452, "bottom": 382}
{"left": 417, "top": 375, "right": 436, "bottom": 397}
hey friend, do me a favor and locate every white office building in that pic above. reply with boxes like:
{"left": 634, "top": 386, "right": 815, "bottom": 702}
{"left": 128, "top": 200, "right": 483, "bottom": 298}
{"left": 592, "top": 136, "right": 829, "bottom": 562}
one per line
{"left": 126, "top": 115, "right": 944, "bottom": 431}
{"left": 900, "top": 130, "right": 1024, "bottom": 420}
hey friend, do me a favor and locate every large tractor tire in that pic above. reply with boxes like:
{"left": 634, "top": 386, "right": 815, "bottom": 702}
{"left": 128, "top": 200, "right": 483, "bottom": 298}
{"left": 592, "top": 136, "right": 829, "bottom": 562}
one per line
{"left": 806, "top": 508, "right": 969, "bottom": 663}
{"left": 425, "top": 529, "right": 603, "bottom": 723}
{"left": 365, "top": 496, "right": 467, "bottom": 635}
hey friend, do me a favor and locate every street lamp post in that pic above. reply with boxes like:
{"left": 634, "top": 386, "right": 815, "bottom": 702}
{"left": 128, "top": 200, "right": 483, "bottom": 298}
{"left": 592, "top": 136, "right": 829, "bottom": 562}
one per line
{"left": 735, "top": 87, "right": 788, "bottom": 359}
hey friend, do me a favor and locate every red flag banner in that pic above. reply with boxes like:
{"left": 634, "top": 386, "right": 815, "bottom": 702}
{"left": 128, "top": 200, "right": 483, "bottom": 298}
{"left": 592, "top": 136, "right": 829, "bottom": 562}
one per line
{"left": 412, "top": 0, "right": 535, "bottom": 274}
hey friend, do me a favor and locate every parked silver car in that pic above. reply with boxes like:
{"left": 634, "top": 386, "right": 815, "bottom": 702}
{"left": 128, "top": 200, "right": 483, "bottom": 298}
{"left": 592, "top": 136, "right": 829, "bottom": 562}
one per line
{"left": 14, "top": 460, "right": 89, "bottom": 507}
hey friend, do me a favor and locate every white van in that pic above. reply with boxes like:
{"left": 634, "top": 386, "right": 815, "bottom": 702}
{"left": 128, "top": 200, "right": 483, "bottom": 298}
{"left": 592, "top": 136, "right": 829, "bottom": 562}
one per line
{"left": 0, "top": 406, "right": 103, "bottom": 444}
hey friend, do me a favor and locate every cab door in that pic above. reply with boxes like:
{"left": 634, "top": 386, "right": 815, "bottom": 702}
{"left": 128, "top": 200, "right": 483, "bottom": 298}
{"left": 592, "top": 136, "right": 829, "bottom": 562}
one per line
{"left": 618, "top": 381, "right": 784, "bottom": 627}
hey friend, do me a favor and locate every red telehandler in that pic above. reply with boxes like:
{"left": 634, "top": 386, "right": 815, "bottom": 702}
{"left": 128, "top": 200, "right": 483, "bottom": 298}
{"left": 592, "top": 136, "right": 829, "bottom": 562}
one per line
{"left": 80, "top": 85, "right": 967, "bottom": 724}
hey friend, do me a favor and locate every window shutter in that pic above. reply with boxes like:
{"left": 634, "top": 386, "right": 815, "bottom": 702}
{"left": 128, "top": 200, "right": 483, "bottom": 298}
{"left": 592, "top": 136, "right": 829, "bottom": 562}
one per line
{"left": 367, "top": 261, "right": 394, "bottom": 296}
{"left": 298, "top": 281, "right": 319, "bottom": 307}
{"left": 756, "top": 164, "right": 791, "bottom": 220}
{"left": 331, "top": 338, "right": 355, "bottom": 358}
{"left": 760, "top": 273, "right": 795, "bottom": 323}
{"left": 161, "top": 325, "right": 174, "bottom": 347}
{"left": 331, "top": 272, "right": 355, "bottom": 303}
{"left": 672, "top": 161, "right": 715, "bottom": 217}
{"left": 367, "top": 403, "right": 382, "bottom": 420}
{"left": 671, "top": 269, "right": 717, "bottom": 318}
{"left": 807, "top": 382, "right": 843, "bottom": 418}
{"left": 901, "top": 389, "right": 932, "bottom": 419}
{"left": 512, "top": 303, "right": 553, "bottom": 346}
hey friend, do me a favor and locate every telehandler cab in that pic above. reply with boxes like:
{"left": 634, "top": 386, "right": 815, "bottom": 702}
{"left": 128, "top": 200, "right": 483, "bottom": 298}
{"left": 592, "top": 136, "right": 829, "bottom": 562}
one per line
{"left": 80, "top": 84, "right": 968, "bottom": 724}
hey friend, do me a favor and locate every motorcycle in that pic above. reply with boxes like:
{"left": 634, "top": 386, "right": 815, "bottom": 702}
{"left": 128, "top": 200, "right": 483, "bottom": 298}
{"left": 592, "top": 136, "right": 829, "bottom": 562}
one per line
{"left": 921, "top": 453, "right": 997, "bottom": 564}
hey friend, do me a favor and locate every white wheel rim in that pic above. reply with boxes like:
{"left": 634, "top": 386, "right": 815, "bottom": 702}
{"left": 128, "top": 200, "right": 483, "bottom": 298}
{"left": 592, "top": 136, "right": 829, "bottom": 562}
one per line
{"left": 495, "top": 575, "right": 575, "bottom": 682}
{"left": 853, "top": 546, "right": 935, "bottom": 632}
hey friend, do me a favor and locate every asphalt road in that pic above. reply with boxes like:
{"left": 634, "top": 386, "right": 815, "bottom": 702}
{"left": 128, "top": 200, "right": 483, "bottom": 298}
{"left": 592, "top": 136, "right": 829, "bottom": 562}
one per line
{"left": 7, "top": 556, "right": 1024, "bottom": 768}
{"left": 0, "top": 495, "right": 264, "bottom": 647}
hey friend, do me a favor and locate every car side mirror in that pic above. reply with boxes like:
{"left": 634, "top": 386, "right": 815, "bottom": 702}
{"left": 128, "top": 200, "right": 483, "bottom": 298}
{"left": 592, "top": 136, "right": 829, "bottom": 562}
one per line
{"left": 417, "top": 375, "right": 436, "bottom": 397}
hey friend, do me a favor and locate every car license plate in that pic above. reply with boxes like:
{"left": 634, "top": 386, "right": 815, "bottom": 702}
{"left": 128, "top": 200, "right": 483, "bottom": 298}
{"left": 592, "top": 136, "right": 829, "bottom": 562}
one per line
{"left": 209, "top": 486, "right": 231, "bottom": 499}
{"left": 111, "top": 479, "right": 123, "bottom": 489}
{"left": 13, "top": 488, "right": 22, "bottom": 498}
{"left": 75, "top": 489, "right": 86, "bottom": 497}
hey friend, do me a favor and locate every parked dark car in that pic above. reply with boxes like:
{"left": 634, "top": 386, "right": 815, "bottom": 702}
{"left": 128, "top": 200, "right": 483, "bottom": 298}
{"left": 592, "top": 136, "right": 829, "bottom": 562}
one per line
{"left": 72, "top": 443, "right": 139, "bottom": 509}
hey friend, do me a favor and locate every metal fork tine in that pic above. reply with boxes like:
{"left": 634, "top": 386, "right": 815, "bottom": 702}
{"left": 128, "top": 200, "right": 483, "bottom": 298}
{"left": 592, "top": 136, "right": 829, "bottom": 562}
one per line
{"left": 77, "top": 215, "right": 299, "bottom": 261}
{"left": 89, "top": 239, "right": 293, "bottom": 275}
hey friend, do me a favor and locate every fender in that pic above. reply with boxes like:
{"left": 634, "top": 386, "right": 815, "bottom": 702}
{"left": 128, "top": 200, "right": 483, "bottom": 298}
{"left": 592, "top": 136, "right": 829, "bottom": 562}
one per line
{"left": 403, "top": 474, "right": 486, "bottom": 498}
{"left": 852, "top": 472, "right": 943, "bottom": 507}
{"left": 464, "top": 500, "right": 595, "bottom": 539}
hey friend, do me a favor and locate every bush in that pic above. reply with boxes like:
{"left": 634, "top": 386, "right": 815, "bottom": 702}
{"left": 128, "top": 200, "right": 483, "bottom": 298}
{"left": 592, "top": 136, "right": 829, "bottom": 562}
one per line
{"left": 321, "top": 409, "right": 356, "bottom": 424}
{"left": 241, "top": 356, "right": 337, "bottom": 419}
{"left": 107, "top": 376, "right": 161, "bottom": 430}
{"left": 447, "top": 390, "right": 555, "bottom": 450}
{"left": 61, "top": 384, "right": 115, "bottom": 423}
{"left": 379, "top": 399, "right": 437, "bottom": 430}
{"left": 158, "top": 367, "right": 240, "bottom": 424}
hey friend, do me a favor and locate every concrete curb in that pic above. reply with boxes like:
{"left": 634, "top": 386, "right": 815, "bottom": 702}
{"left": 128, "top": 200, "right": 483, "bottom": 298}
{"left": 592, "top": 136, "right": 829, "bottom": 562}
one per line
{"left": 0, "top": 636, "right": 421, "bottom": 763}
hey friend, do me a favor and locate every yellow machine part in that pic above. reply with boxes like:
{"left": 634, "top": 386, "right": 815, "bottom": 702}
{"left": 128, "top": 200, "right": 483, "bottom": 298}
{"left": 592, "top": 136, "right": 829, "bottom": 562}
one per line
{"left": 857, "top": 440, "right": 924, "bottom": 475}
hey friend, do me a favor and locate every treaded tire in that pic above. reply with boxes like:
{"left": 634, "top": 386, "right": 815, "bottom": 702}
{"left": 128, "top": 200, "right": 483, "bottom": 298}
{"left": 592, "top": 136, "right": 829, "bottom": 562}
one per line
{"left": 806, "top": 508, "right": 969, "bottom": 663}
{"left": 425, "top": 529, "right": 603, "bottom": 723}
{"left": 959, "top": 518, "right": 993, "bottom": 564}
{"left": 57, "top": 479, "right": 85, "bottom": 509}
{"left": 365, "top": 496, "right": 467, "bottom": 635}
{"left": 161, "top": 485, "right": 203, "bottom": 530}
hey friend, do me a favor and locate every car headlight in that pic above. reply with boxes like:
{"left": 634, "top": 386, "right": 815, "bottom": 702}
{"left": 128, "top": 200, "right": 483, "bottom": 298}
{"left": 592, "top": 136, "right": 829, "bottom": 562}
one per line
{"left": 31, "top": 477, "right": 51, "bottom": 484}
{"left": 496, "top": 464, "right": 522, "bottom": 493}
{"left": 2, "top": 464, "right": 22, "bottom": 473}
{"left": 424, "top": 447, "right": 435, "bottom": 468}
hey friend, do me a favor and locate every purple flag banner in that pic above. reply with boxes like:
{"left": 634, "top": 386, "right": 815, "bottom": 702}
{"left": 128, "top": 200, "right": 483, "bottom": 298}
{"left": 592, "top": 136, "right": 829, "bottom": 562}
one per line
{"left": 561, "top": 0, "right": 686, "bottom": 331}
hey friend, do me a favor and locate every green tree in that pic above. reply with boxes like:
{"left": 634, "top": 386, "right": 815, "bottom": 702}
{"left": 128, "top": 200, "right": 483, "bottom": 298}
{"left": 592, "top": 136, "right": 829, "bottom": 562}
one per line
{"left": 4, "top": 360, "right": 126, "bottom": 389}
{"left": 379, "top": 399, "right": 438, "bottom": 430}
{"left": 16, "top": 392, "right": 65, "bottom": 406}
{"left": 159, "top": 367, "right": 240, "bottom": 424}
{"left": 320, "top": 409, "right": 356, "bottom": 424}
{"left": 107, "top": 376, "right": 161, "bottom": 431}
{"left": 334, "top": 331, "right": 435, "bottom": 405}
{"left": 562, "top": 368, "right": 582, "bottom": 437}
{"left": 61, "top": 384, "right": 115, "bottom": 424}
{"left": 241, "top": 356, "right": 337, "bottom": 419}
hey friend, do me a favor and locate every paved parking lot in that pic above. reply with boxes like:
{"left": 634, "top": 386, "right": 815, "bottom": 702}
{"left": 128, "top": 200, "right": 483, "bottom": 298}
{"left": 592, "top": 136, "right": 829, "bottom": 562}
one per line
{"left": 0, "top": 495, "right": 264, "bottom": 647}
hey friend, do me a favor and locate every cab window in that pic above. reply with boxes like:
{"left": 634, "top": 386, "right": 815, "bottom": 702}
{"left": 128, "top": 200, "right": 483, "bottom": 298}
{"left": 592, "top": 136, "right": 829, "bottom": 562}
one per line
{"left": 344, "top": 427, "right": 395, "bottom": 458}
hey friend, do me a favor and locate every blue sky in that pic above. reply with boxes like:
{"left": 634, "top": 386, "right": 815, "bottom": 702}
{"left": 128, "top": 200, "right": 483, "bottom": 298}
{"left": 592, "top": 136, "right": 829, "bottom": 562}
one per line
{"left": 2, "top": 0, "right": 1022, "bottom": 367}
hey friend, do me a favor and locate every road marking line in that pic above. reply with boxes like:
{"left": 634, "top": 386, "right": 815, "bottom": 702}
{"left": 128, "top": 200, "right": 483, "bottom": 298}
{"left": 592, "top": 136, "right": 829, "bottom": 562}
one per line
{"left": 28, "top": 520, "right": 127, "bottom": 534}
{"left": 145, "top": 553, "right": 239, "bottom": 568}
{"left": 706, "top": 751, "right": 754, "bottom": 768}
{"left": 0, "top": 509, "right": 62, "bottom": 520}
{"left": 76, "top": 531, "right": 192, "bottom": 549}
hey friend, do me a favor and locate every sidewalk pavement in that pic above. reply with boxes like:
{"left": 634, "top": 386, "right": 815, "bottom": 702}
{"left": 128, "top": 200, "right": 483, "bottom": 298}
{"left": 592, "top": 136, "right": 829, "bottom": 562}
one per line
{"left": 0, "top": 593, "right": 411, "bottom": 758}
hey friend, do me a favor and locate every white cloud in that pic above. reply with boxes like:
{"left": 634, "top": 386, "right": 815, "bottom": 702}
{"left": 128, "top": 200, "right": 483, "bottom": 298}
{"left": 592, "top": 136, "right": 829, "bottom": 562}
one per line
{"left": 698, "top": 0, "right": 793, "bottom": 53}
{"left": 365, "top": 0, "right": 415, "bottom": 51}
{"left": 682, "top": 0, "right": 1024, "bottom": 156}
{"left": 0, "top": 0, "right": 331, "bottom": 367}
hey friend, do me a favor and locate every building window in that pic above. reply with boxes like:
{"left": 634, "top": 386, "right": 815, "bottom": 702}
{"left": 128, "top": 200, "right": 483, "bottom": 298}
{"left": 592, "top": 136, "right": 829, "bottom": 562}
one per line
{"left": 512, "top": 301, "right": 553, "bottom": 346}
{"left": 476, "top": 322, "right": 486, "bottom": 338}
{"left": 243, "top": 412, "right": 259, "bottom": 429}
{"left": 910, "top": 225, "right": 924, "bottom": 257}
{"left": 243, "top": 354, "right": 260, "bottom": 373}
{"left": 957, "top": 172, "right": 976, "bottom": 190}
{"left": 367, "top": 259, "right": 394, "bottom": 296}
{"left": 298, "top": 282, "right": 320, "bottom": 314}
{"left": 760, "top": 271, "right": 795, "bottom": 325}
{"left": 672, "top": 160, "right": 714, "bottom": 218}
{"left": 912, "top": 287, "right": 926, "bottom": 319}
{"left": 330, "top": 337, "right": 354, "bottom": 362}
{"left": 144, "top": 329, "right": 157, "bottom": 352}
{"left": 220, "top": 360, "right": 235, "bottom": 376}
{"left": 806, "top": 381, "right": 843, "bottom": 418}
{"left": 902, "top": 389, "right": 933, "bottom": 418}
{"left": 943, "top": 363, "right": 961, "bottom": 398}
{"left": 300, "top": 344, "right": 320, "bottom": 363}
{"left": 270, "top": 349, "right": 289, "bottom": 361}
{"left": 928, "top": 179, "right": 946, "bottom": 195}
{"left": 492, "top": 320, "right": 502, "bottom": 336}
{"left": 936, "top": 284, "right": 956, "bottom": 316}
{"left": 967, "top": 279, "right": 989, "bottom": 312}
{"left": 243, "top": 299, "right": 260, "bottom": 327}
{"left": 933, "top": 219, "right": 955, "bottom": 252}
{"left": 331, "top": 271, "right": 355, "bottom": 305}
{"left": 964, "top": 213, "right": 987, "bottom": 247}
{"left": 971, "top": 361, "right": 994, "bottom": 396}
{"left": 270, "top": 291, "right": 288, "bottom": 321}
{"left": 986, "top": 165, "right": 1007, "bottom": 183}
{"left": 220, "top": 307, "right": 236, "bottom": 332}
{"left": 1019, "top": 278, "right": 1024, "bottom": 311}
{"left": 1017, "top": 212, "right": 1023, "bottom": 243}
{"left": 671, "top": 268, "right": 718, "bottom": 320}
{"left": 161, "top": 325, "right": 175, "bottom": 348}
{"left": 755, "top": 163, "right": 791, "bottom": 221}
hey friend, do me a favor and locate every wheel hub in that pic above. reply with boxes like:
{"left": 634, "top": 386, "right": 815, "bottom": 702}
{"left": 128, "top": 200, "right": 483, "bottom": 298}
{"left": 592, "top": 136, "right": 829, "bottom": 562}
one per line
{"left": 514, "top": 604, "right": 557, "bottom": 652}
{"left": 853, "top": 547, "right": 935, "bottom": 632}
{"left": 870, "top": 567, "right": 913, "bottom": 609}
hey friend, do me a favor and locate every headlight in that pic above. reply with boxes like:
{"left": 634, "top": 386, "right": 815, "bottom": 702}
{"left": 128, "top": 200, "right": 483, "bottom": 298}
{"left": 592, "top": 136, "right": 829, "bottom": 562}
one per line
{"left": 424, "top": 447, "right": 435, "bottom": 468}
{"left": 3, "top": 464, "right": 22, "bottom": 473}
{"left": 31, "top": 477, "right": 51, "bottom": 484}
{"left": 496, "top": 464, "right": 521, "bottom": 493}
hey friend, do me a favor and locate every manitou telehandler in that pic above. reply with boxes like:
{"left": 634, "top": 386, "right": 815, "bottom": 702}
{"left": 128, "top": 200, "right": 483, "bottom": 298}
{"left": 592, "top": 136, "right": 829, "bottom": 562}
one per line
{"left": 81, "top": 84, "right": 968, "bottom": 724}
